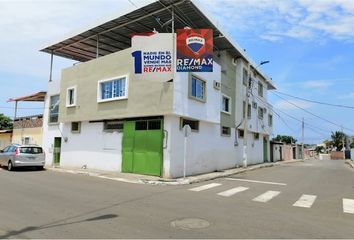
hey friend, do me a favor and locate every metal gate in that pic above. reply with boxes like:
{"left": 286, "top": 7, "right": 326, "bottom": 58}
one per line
{"left": 122, "top": 119, "right": 163, "bottom": 176}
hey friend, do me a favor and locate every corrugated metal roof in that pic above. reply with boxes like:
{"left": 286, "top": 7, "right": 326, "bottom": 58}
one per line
{"left": 7, "top": 91, "right": 46, "bottom": 102}
{"left": 40, "top": 0, "right": 275, "bottom": 89}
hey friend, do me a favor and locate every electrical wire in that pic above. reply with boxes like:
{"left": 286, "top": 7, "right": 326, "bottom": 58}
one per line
{"left": 272, "top": 92, "right": 354, "bottom": 133}
{"left": 252, "top": 93, "right": 330, "bottom": 139}
{"left": 274, "top": 90, "right": 354, "bottom": 109}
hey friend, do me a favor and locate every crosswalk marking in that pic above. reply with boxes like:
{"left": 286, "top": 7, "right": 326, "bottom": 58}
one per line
{"left": 293, "top": 194, "right": 317, "bottom": 208}
{"left": 343, "top": 198, "right": 354, "bottom": 214}
{"left": 189, "top": 183, "right": 222, "bottom": 192}
{"left": 253, "top": 190, "right": 281, "bottom": 203}
{"left": 217, "top": 186, "right": 249, "bottom": 197}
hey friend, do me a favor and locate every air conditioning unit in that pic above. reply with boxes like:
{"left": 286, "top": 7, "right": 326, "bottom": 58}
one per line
{"left": 252, "top": 101, "right": 257, "bottom": 109}
{"left": 213, "top": 80, "right": 221, "bottom": 90}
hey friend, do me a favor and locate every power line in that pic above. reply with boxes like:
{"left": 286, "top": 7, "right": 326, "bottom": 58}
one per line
{"left": 272, "top": 92, "right": 354, "bottom": 133}
{"left": 252, "top": 93, "right": 329, "bottom": 139}
{"left": 274, "top": 90, "right": 354, "bottom": 109}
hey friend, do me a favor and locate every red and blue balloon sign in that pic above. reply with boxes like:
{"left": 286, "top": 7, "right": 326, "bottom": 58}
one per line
{"left": 177, "top": 29, "right": 213, "bottom": 72}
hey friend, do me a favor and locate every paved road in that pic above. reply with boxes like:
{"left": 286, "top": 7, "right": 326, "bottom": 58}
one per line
{"left": 0, "top": 159, "right": 353, "bottom": 238}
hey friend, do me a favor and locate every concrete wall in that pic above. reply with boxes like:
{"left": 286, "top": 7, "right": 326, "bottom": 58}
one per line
{"left": 60, "top": 121, "right": 122, "bottom": 171}
{"left": 164, "top": 115, "right": 267, "bottom": 178}
{"left": 282, "top": 145, "right": 293, "bottom": 161}
{"left": 42, "top": 79, "right": 63, "bottom": 166}
{"left": 272, "top": 144, "right": 283, "bottom": 162}
{"left": 173, "top": 64, "right": 221, "bottom": 123}
{"left": 12, "top": 127, "right": 43, "bottom": 146}
{"left": 0, "top": 133, "right": 11, "bottom": 149}
{"left": 60, "top": 41, "right": 173, "bottom": 123}
{"left": 330, "top": 151, "right": 344, "bottom": 160}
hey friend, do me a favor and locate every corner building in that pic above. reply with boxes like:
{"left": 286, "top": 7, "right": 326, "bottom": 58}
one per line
{"left": 41, "top": 0, "right": 276, "bottom": 178}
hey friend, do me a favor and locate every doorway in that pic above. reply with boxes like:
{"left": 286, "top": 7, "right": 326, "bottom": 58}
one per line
{"left": 53, "top": 137, "right": 61, "bottom": 166}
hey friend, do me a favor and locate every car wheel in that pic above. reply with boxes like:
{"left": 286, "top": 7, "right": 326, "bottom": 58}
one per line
{"left": 8, "top": 161, "right": 13, "bottom": 171}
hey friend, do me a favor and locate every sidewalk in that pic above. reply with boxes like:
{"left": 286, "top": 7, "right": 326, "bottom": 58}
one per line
{"left": 47, "top": 159, "right": 304, "bottom": 186}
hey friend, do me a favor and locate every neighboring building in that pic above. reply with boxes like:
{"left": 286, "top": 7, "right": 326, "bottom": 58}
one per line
{"left": 0, "top": 130, "right": 12, "bottom": 150}
{"left": 270, "top": 141, "right": 283, "bottom": 162}
{"left": 40, "top": 0, "right": 275, "bottom": 178}
{"left": 12, "top": 115, "right": 43, "bottom": 146}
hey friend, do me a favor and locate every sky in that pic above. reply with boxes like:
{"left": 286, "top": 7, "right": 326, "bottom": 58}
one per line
{"left": 0, "top": 0, "right": 353, "bottom": 144}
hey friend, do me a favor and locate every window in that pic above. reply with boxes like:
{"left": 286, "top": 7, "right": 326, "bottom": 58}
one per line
{"left": 66, "top": 86, "right": 76, "bottom": 107}
{"left": 98, "top": 76, "right": 127, "bottom": 102}
{"left": 71, "top": 122, "right": 81, "bottom": 133}
{"left": 135, "top": 120, "right": 162, "bottom": 131}
{"left": 254, "top": 133, "right": 259, "bottom": 140}
{"left": 180, "top": 118, "right": 199, "bottom": 131}
{"left": 104, "top": 121, "right": 124, "bottom": 132}
{"left": 268, "top": 114, "right": 273, "bottom": 127}
{"left": 247, "top": 103, "right": 251, "bottom": 118}
{"left": 221, "top": 95, "right": 231, "bottom": 114}
{"left": 258, "top": 107, "right": 264, "bottom": 119}
{"left": 238, "top": 129, "right": 244, "bottom": 138}
{"left": 23, "top": 137, "right": 30, "bottom": 145}
{"left": 49, "top": 95, "right": 60, "bottom": 124}
{"left": 190, "top": 75, "right": 206, "bottom": 102}
{"left": 221, "top": 126, "right": 231, "bottom": 136}
{"left": 242, "top": 68, "right": 248, "bottom": 86}
{"left": 258, "top": 82, "right": 264, "bottom": 97}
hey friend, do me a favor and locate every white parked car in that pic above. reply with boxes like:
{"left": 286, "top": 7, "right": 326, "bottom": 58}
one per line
{"left": 0, "top": 144, "right": 45, "bottom": 171}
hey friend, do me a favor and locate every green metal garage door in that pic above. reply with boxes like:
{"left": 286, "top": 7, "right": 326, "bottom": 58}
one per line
{"left": 122, "top": 119, "right": 163, "bottom": 176}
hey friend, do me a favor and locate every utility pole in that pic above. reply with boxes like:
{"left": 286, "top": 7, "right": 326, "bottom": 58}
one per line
{"left": 341, "top": 125, "right": 345, "bottom": 156}
{"left": 243, "top": 66, "right": 251, "bottom": 168}
{"left": 301, "top": 117, "right": 304, "bottom": 160}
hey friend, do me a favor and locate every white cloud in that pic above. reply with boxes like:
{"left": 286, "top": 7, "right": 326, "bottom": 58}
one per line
{"left": 302, "top": 80, "right": 333, "bottom": 89}
{"left": 338, "top": 92, "right": 354, "bottom": 99}
{"left": 274, "top": 99, "right": 313, "bottom": 110}
{"left": 203, "top": 0, "right": 354, "bottom": 42}
{"left": 0, "top": 0, "right": 153, "bottom": 78}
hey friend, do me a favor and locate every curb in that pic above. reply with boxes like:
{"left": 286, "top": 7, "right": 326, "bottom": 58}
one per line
{"left": 345, "top": 160, "right": 354, "bottom": 169}
{"left": 47, "top": 160, "right": 304, "bottom": 186}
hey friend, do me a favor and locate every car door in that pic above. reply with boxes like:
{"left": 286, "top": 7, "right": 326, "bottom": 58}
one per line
{"left": 0, "top": 146, "right": 10, "bottom": 165}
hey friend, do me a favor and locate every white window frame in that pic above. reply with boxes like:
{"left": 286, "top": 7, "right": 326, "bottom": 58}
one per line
{"left": 66, "top": 86, "right": 77, "bottom": 107}
{"left": 189, "top": 74, "right": 206, "bottom": 102}
{"left": 97, "top": 75, "right": 129, "bottom": 103}
{"left": 221, "top": 94, "right": 231, "bottom": 115}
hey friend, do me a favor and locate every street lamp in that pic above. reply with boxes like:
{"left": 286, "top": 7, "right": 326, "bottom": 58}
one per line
{"left": 243, "top": 60, "right": 270, "bottom": 168}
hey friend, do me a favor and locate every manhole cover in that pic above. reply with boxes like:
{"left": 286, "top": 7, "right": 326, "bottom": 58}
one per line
{"left": 170, "top": 218, "right": 210, "bottom": 230}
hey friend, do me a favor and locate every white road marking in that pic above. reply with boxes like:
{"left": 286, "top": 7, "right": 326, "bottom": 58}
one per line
{"left": 293, "top": 194, "right": 317, "bottom": 208}
{"left": 189, "top": 183, "right": 222, "bottom": 192}
{"left": 343, "top": 198, "right": 354, "bottom": 214}
{"left": 217, "top": 186, "right": 249, "bottom": 197}
{"left": 225, "top": 178, "right": 287, "bottom": 186}
{"left": 253, "top": 190, "right": 281, "bottom": 202}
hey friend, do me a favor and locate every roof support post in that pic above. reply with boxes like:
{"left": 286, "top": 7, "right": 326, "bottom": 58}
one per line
{"left": 11, "top": 101, "right": 18, "bottom": 143}
{"left": 96, "top": 34, "right": 100, "bottom": 58}
{"left": 49, "top": 50, "right": 54, "bottom": 82}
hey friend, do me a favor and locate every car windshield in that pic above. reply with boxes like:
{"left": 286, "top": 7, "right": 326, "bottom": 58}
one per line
{"left": 19, "top": 147, "right": 43, "bottom": 154}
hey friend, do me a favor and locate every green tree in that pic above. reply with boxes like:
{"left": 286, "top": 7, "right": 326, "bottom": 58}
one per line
{"left": 331, "top": 131, "right": 346, "bottom": 151}
{"left": 0, "top": 113, "right": 13, "bottom": 130}
{"left": 272, "top": 135, "right": 297, "bottom": 144}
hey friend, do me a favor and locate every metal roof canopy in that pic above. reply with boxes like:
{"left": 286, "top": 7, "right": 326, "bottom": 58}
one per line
{"left": 8, "top": 91, "right": 46, "bottom": 102}
{"left": 40, "top": 0, "right": 275, "bottom": 89}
